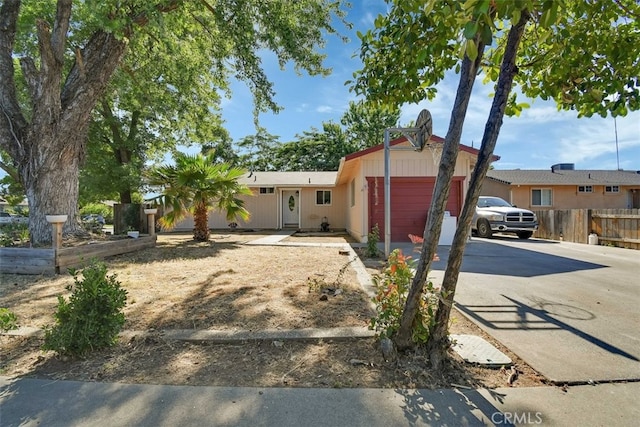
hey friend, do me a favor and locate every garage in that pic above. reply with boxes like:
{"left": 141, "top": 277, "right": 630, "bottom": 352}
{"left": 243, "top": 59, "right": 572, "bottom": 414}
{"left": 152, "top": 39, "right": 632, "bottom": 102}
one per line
{"left": 367, "top": 176, "right": 463, "bottom": 242}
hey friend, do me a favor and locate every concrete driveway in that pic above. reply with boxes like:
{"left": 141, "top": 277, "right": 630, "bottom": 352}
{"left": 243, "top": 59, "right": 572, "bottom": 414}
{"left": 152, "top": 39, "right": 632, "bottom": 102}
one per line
{"left": 423, "top": 236, "right": 640, "bottom": 384}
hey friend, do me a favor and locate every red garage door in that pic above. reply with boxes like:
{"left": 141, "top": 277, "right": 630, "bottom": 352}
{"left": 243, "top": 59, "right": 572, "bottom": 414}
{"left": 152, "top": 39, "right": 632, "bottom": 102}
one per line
{"left": 367, "top": 176, "right": 462, "bottom": 242}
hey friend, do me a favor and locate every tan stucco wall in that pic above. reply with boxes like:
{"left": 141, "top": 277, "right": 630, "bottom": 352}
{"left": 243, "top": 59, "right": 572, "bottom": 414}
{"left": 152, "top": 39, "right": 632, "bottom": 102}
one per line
{"left": 346, "top": 171, "right": 366, "bottom": 242}
{"left": 233, "top": 189, "right": 279, "bottom": 228}
{"left": 171, "top": 189, "right": 278, "bottom": 230}
{"left": 480, "top": 179, "right": 511, "bottom": 201}
{"left": 510, "top": 185, "right": 633, "bottom": 209}
{"left": 173, "top": 185, "right": 348, "bottom": 231}
{"left": 298, "top": 186, "right": 347, "bottom": 230}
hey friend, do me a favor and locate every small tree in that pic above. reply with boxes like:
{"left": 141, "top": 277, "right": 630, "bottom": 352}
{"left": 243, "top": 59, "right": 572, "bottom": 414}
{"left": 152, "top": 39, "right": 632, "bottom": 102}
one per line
{"left": 147, "top": 152, "right": 252, "bottom": 241}
{"left": 352, "top": 0, "right": 639, "bottom": 365}
{"left": 43, "top": 261, "right": 127, "bottom": 357}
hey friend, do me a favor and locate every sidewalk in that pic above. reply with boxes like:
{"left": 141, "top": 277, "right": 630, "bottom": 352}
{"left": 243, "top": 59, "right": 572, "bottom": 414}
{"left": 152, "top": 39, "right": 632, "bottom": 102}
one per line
{"left": 1, "top": 376, "right": 638, "bottom": 426}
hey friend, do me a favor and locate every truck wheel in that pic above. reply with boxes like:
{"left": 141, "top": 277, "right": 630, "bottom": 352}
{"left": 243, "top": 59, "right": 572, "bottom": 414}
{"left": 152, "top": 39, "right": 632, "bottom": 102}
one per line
{"left": 477, "top": 219, "right": 493, "bottom": 238}
{"left": 517, "top": 231, "right": 533, "bottom": 239}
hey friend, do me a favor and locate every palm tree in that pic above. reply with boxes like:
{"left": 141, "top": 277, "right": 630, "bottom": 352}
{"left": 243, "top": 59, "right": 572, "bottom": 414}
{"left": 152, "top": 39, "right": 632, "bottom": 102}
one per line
{"left": 147, "top": 152, "right": 252, "bottom": 241}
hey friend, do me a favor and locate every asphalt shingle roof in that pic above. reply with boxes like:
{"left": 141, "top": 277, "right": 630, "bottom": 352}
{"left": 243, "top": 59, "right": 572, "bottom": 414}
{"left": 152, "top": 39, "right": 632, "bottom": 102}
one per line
{"left": 238, "top": 171, "right": 337, "bottom": 187}
{"left": 487, "top": 169, "right": 640, "bottom": 186}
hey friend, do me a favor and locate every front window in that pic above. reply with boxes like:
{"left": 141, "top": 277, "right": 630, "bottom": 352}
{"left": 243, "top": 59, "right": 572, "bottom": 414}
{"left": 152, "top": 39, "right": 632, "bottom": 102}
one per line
{"left": 578, "top": 185, "right": 593, "bottom": 193}
{"left": 259, "top": 187, "right": 275, "bottom": 194}
{"left": 532, "top": 189, "right": 552, "bottom": 207}
{"left": 316, "top": 190, "right": 332, "bottom": 205}
{"left": 605, "top": 185, "right": 619, "bottom": 193}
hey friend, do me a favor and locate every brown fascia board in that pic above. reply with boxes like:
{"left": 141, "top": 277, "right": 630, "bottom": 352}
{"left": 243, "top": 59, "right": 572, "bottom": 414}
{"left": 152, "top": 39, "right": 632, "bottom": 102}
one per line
{"left": 343, "top": 135, "right": 499, "bottom": 162}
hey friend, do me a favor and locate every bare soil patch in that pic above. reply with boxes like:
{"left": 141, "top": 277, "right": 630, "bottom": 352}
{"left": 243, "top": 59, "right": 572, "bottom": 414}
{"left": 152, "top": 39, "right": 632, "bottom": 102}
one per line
{"left": 0, "top": 232, "right": 548, "bottom": 389}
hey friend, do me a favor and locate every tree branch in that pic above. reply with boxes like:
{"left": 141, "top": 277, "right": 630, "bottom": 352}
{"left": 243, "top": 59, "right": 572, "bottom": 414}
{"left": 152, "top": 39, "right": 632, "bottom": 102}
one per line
{"left": 613, "top": 0, "right": 640, "bottom": 20}
{"left": 0, "top": 0, "right": 28, "bottom": 159}
{"left": 51, "top": 0, "right": 72, "bottom": 63}
{"left": 99, "top": 98, "right": 123, "bottom": 148}
{"left": 128, "top": 110, "right": 141, "bottom": 142}
{"left": 0, "top": 159, "right": 20, "bottom": 182}
{"left": 131, "top": 0, "right": 182, "bottom": 26}
{"left": 19, "top": 57, "right": 39, "bottom": 101}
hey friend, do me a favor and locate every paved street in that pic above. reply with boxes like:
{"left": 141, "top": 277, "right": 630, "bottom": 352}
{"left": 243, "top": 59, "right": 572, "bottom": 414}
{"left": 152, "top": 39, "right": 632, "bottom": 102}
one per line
{"left": 433, "top": 236, "right": 640, "bottom": 383}
{"left": 2, "top": 377, "right": 639, "bottom": 427}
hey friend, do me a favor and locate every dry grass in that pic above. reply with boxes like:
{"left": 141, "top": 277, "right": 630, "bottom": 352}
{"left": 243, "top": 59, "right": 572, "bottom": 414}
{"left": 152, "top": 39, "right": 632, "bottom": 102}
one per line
{"left": 0, "top": 231, "right": 548, "bottom": 389}
{"left": 1, "top": 232, "right": 373, "bottom": 331}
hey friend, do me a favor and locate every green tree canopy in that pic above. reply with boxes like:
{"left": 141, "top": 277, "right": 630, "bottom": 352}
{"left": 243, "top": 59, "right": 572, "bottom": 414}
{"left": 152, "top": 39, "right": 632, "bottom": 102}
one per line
{"left": 236, "top": 101, "right": 400, "bottom": 171}
{"left": 79, "top": 12, "right": 233, "bottom": 205}
{"left": 0, "top": 0, "right": 348, "bottom": 244}
{"left": 513, "top": 0, "right": 640, "bottom": 118}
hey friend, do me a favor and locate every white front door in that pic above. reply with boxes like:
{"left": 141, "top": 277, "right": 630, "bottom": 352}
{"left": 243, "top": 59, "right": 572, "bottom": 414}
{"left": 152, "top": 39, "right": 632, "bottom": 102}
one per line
{"left": 282, "top": 190, "right": 299, "bottom": 228}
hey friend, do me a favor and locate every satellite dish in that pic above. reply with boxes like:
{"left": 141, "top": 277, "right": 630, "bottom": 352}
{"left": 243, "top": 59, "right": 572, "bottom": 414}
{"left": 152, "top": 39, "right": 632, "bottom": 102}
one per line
{"left": 415, "top": 109, "right": 433, "bottom": 151}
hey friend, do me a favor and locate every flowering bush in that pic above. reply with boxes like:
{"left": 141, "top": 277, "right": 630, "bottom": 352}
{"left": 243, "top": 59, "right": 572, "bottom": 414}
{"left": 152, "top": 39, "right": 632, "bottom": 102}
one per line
{"left": 369, "top": 249, "right": 441, "bottom": 344}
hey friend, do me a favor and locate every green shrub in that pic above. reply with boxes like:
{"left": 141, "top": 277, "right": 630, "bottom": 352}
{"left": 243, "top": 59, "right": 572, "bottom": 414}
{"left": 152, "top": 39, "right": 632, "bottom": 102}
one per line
{"left": 43, "top": 261, "right": 127, "bottom": 357}
{"left": 369, "top": 249, "right": 441, "bottom": 344}
{"left": 0, "top": 308, "right": 18, "bottom": 332}
{"left": 0, "top": 222, "right": 29, "bottom": 247}
{"left": 365, "top": 224, "right": 380, "bottom": 258}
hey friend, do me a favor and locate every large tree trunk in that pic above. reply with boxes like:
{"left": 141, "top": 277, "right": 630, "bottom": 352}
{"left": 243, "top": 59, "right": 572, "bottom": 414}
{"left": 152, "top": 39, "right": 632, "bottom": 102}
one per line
{"left": 101, "top": 100, "right": 138, "bottom": 204}
{"left": 21, "top": 124, "right": 86, "bottom": 244}
{"left": 426, "top": 11, "right": 531, "bottom": 370}
{"left": 1, "top": 1, "right": 129, "bottom": 244}
{"left": 393, "top": 38, "right": 486, "bottom": 350}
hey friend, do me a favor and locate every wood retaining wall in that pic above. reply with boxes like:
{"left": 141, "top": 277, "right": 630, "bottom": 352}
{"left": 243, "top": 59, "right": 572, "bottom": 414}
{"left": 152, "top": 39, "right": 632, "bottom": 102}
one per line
{"left": 0, "top": 235, "right": 157, "bottom": 275}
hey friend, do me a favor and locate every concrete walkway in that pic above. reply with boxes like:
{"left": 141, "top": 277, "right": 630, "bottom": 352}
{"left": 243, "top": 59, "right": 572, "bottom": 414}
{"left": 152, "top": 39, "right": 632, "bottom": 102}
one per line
{"left": 243, "top": 230, "right": 296, "bottom": 245}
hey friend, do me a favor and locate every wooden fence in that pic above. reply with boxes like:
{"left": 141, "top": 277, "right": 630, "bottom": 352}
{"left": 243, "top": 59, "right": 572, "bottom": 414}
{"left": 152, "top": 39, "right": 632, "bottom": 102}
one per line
{"left": 113, "top": 204, "right": 164, "bottom": 235}
{"left": 0, "top": 235, "right": 157, "bottom": 275}
{"left": 533, "top": 209, "right": 640, "bottom": 250}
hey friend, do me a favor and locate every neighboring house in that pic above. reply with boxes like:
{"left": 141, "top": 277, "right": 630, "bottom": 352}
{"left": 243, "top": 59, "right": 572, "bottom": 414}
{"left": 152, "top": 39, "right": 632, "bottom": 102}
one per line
{"left": 176, "top": 135, "right": 489, "bottom": 242}
{"left": 482, "top": 163, "right": 640, "bottom": 210}
{"left": 0, "top": 197, "right": 28, "bottom": 213}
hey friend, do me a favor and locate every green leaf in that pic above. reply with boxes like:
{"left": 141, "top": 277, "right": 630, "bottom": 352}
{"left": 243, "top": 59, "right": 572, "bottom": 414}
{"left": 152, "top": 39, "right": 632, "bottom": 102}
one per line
{"left": 481, "top": 23, "right": 493, "bottom": 45}
{"left": 424, "top": 0, "right": 436, "bottom": 16}
{"left": 465, "top": 39, "right": 478, "bottom": 61}
{"left": 463, "top": 21, "right": 478, "bottom": 39}
{"left": 511, "top": 9, "right": 521, "bottom": 26}
{"left": 417, "top": 49, "right": 427, "bottom": 64}
{"left": 478, "top": 0, "right": 491, "bottom": 14}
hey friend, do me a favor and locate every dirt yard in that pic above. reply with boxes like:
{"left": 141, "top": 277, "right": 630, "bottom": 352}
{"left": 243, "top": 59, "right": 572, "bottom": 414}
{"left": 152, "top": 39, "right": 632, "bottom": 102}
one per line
{"left": 0, "top": 232, "right": 548, "bottom": 389}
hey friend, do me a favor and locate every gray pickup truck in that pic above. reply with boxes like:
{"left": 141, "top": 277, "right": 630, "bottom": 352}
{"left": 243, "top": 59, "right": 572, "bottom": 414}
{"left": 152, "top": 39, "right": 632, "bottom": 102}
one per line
{"left": 472, "top": 196, "right": 538, "bottom": 239}
{"left": 0, "top": 212, "right": 14, "bottom": 224}
{"left": 0, "top": 212, "right": 28, "bottom": 225}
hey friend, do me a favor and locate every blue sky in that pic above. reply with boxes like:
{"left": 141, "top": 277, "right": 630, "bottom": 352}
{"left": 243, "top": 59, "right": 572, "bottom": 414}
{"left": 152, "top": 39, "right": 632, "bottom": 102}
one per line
{"left": 219, "top": 0, "right": 640, "bottom": 171}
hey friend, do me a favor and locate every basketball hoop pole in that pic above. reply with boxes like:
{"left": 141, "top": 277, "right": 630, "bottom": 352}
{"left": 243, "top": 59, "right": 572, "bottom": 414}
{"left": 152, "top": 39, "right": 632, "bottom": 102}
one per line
{"left": 381, "top": 109, "right": 432, "bottom": 258}
{"left": 384, "top": 128, "right": 391, "bottom": 258}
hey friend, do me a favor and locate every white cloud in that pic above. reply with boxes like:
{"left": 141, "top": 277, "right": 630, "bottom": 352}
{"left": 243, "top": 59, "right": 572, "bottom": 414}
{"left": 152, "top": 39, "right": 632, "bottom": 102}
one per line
{"left": 359, "top": 11, "right": 377, "bottom": 27}
{"left": 316, "top": 105, "right": 335, "bottom": 114}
